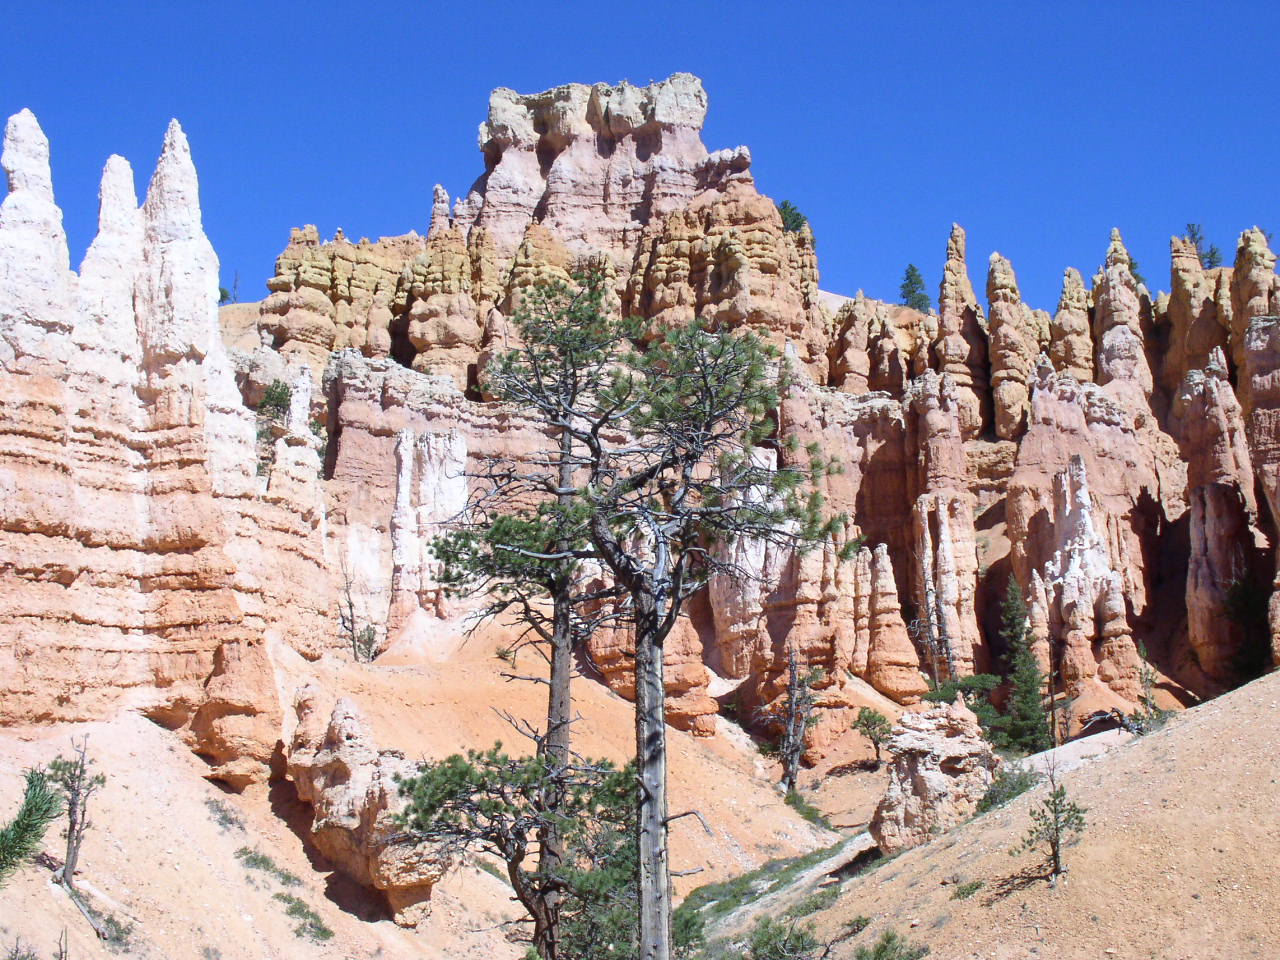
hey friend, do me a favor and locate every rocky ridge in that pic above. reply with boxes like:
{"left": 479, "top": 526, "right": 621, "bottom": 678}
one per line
{"left": 2, "top": 73, "right": 1280, "bottom": 919}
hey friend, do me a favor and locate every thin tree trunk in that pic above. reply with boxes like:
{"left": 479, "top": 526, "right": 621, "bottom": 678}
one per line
{"left": 531, "top": 428, "right": 579, "bottom": 960}
{"left": 781, "top": 649, "right": 802, "bottom": 795}
{"left": 60, "top": 793, "right": 81, "bottom": 890}
{"left": 634, "top": 592, "right": 672, "bottom": 960}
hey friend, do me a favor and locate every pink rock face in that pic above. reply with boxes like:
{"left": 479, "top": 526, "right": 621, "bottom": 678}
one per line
{"left": 1094, "top": 229, "right": 1155, "bottom": 410}
{"left": 934, "top": 224, "right": 990, "bottom": 438}
{"left": 986, "top": 252, "right": 1037, "bottom": 440}
{"left": 9, "top": 76, "right": 1280, "bottom": 778}
{"left": 455, "top": 74, "right": 715, "bottom": 271}
{"left": 1023, "top": 456, "right": 1143, "bottom": 704}
{"left": 0, "top": 111, "right": 334, "bottom": 728}
{"left": 907, "top": 372, "right": 984, "bottom": 677}
{"left": 869, "top": 696, "right": 999, "bottom": 855}
{"left": 1049, "top": 267, "right": 1093, "bottom": 382}
{"left": 286, "top": 689, "right": 444, "bottom": 926}
{"left": 1007, "top": 364, "right": 1185, "bottom": 637}
{"left": 1241, "top": 317, "right": 1280, "bottom": 668}
{"left": 1231, "top": 229, "right": 1278, "bottom": 369}
{"left": 1164, "top": 233, "right": 1230, "bottom": 395}
{"left": 186, "top": 636, "right": 282, "bottom": 790}
{"left": 1172, "top": 351, "right": 1268, "bottom": 685}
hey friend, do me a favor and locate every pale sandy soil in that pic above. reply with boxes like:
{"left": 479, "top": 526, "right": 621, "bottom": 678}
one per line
{"left": 754, "top": 670, "right": 1280, "bottom": 960}
{"left": 0, "top": 622, "right": 833, "bottom": 960}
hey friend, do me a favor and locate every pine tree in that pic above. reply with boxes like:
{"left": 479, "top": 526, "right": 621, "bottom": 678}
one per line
{"left": 899, "top": 264, "right": 931, "bottom": 313}
{"left": 1012, "top": 757, "right": 1086, "bottom": 882}
{"left": 993, "top": 578, "right": 1052, "bottom": 755}
{"left": 0, "top": 770, "right": 62, "bottom": 886}
{"left": 852, "top": 707, "right": 893, "bottom": 767}
{"left": 776, "top": 200, "right": 808, "bottom": 233}
{"left": 1185, "top": 223, "right": 1222, "bottom": 269}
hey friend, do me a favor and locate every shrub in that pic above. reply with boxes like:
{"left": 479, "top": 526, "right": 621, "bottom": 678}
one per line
{"left": 204, "top": 797, "right": 245, "bottom": 832}
{"left": 844, "top": 915, "right": 872, "bottom": 936}
{"left": 272, "top": 893, "right": 333, "bottom": 942}
{"left": 745, "top": 915, "right": 820, "bottom": 960}
{"left": 45, "top": 738, "right": 105, "bottom": 891}
{"left": 977, "top": 764, "right": 1041, "bottom": 813}
{"left": 786, "top": 885, "right": 839, "bottom": 919}
{"left": 235, "top": 846, "right": 301, "bottom": 887}
{"left": 4, "top": 939, "right": 38, "bottom": 960}
{"left": 854, "top": 929, "right": 930, "bottom": 959}
{"left": 785, "top": 789, "right": 830, "bottom": 829}
{"left": 259, "top": 380, "right": 292, "bottom": 421}
{"left": 951, "top": 879, "right": 983, "bottom": 900}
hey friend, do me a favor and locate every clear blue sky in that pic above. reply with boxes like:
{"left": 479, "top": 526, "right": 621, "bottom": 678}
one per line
{"left": 7, "top": 1, "right": 1279, "bottom": 311}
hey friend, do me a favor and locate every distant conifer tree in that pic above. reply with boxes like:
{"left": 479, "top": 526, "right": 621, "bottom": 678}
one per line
{"left": 994, "top": 578, "right": 1052, "bottom": 755}
{"left": 900, "top": 264, "right": 931, "bottom": 312}
{"left": 776, "top": 200, "right": 808, "bottom": 233}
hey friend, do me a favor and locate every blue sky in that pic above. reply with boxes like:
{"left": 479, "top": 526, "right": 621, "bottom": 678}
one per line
{"left": 7, "top": 1, "right": 1279, "bottom": 311}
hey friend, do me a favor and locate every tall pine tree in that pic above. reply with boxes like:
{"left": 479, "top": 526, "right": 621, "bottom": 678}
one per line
{"left": 994, "top": 577, "right": 1052, "bottom": 755}
{"left": 900, "top": 264, "right": 931, "bottom": 312}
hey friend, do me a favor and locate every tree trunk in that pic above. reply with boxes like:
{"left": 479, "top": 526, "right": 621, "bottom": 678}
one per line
{"left": 531, "top": 429, "right": 579, "bottom": 960}
{"left": 61, "top": 792, "right": 81, "bottom": 890}
{"left": 781, "top": 649, "right": 803, "bottom": 795}
{"left": 634, "top": 592, "right": 672, "bottom": 960}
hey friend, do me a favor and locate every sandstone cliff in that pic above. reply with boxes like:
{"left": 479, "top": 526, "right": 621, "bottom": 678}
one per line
{"left": 3, "top": 76, "right": 1280, "bottom": 918}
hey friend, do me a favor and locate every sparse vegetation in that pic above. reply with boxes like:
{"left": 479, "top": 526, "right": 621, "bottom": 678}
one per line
{"left": 744, "top": 915, "right": 821, "bottom": 960}
{"left": 255, "top": 380, "right": 292, "bottom": 476}
{"left": 1129, "top": 641, "right": 1172, "bottom": 735}
{"left": 45, "top": 738, "right": 105, "bottom": 892}
{"left": 852, "top": 707, "right": 892, "bottom": 767}
{"left": 899, "top": 264, "right": 931, "bottom": 313}
{"left": 259, "top": 380, "right": 292, "bottom": 421}
{"left": 1185, "top": 223, "right": 1222, "bottom": 269}
{"left": 204, "top": 797, "right": 245, "bottom": 832}
{"left": 784, "top": 790, "right": 830, "bottom": 829}
{"left": 677, "top": 841, "right": 845, "bottom": 929}
{"left": 923, "top": 674, "right": 1001, "bottom": 735}
{"left": 853, "top": 929, "right": 930, "bottom": 960}
{"left": 272, "top": 892, "right": 334, "bottom": 942}
{"left": 81, "top": 900, "right": 133, "bottom": 951}
{"left": 950, "top": 879, "right": 983, "bottom": 900}
{"left": 844, "top": 915, "right": 872, "bottom": 936}
{"left": 777, "top": 200, "right": 808, "bottom": 234}
{"left": 977, "top": 763, "right": 1041, "bottom": 813}
{"left": 0, "top": 769, "right": 62, "bottom": 886}
{"left": 235, "top": 846, "right": 302, "bottom": 887}
{"left": 1011, "top": 759, "right": 1086, "bottom": 882}
{"left": 786, "top": 886, "right": 839, "bottom": 919}
{"left": 758, "top": 649, "right": 823, "bottom": 794}
{"left": 3, "top": 939, "right": 38, "bottom": 960}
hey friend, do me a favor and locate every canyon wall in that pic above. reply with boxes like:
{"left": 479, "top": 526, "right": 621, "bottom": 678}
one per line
{"left": 4, "top": 73, "right": 1279, "bottom": 781}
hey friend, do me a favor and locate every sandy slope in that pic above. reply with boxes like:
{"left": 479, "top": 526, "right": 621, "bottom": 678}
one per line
{"left": 0, "top": 626, "right": 832, "bottom": 959}
{"left": 788, "top": 670, "right": 1280, "bottom": 960}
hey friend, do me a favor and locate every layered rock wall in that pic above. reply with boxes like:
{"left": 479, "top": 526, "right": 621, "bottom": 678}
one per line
{"left": 5, "top": 73, "right": 1280, "bottom": 788}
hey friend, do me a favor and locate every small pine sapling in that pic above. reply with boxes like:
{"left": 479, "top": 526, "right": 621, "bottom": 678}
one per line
{"left": 45, "top": 738, "right": 105, "bottom": 891}
{"left": 852, "top": 708, "right": 893, "bottom": 767}
{"left": 1011, "top": 757, "right": 1086, "bottom": 882}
